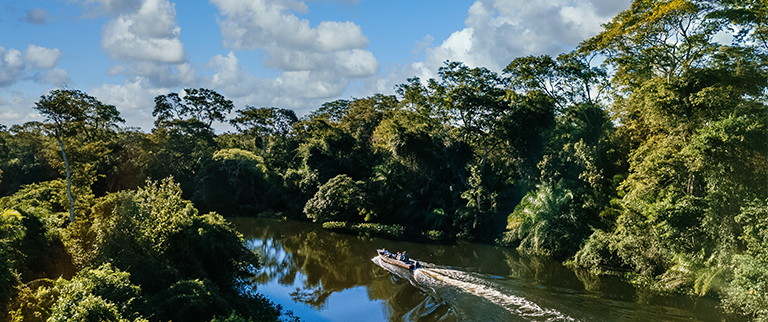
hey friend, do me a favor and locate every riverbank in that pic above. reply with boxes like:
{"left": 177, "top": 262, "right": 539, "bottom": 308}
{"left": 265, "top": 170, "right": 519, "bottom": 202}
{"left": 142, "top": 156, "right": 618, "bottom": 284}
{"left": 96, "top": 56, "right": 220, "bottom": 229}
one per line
{"left": 232, "top": 217, "right": 745, "bottom": 322}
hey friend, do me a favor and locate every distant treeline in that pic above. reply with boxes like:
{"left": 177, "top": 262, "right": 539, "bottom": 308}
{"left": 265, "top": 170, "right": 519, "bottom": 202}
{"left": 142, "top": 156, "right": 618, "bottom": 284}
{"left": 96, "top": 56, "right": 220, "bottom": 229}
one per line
{"left": 1, "top": 0, "right": 767, "bottom": 321}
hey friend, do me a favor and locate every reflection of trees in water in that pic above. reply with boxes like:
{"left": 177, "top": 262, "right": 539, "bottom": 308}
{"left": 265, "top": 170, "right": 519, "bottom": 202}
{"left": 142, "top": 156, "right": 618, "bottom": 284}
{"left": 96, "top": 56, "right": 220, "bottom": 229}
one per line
{"left": 237, "top": 219, "right": 379, "bottom": 308}
{"left": 233, "top": 218, "right": 738, "bottom": 322}
{"left": 234, "top": 218, "right": 462, "bottom": 320}
{"left": 502, "top": 250, "right": 586, "bottom": 292}
{"left": 367, "top": 274, "right": 458, "bottom": 322}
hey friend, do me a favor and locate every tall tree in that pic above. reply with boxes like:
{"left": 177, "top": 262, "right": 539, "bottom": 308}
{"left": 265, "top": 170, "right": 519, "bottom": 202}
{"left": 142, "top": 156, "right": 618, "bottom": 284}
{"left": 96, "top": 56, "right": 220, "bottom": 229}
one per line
{"left": 230, "top": 106, "right": 297, "bottom": 149}
{"left": 570, "top": 0, "right": 768, "bottom": 298}
{"left": 153, "top": 88, "right": 234, "bottom": 128}
{"left": 33, "top": 89, "right": 124, "bottom": 222}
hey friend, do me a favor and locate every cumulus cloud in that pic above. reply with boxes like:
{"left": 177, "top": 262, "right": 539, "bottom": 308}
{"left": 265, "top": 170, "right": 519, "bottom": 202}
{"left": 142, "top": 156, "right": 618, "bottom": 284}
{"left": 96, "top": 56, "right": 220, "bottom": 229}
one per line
{"left": 90, "top": 78, "right": 170, "bottom": 131}
{"left": 100, "top": 0, "right": 193, "bottom": 88}
{"left": 107, "top": 61, "right": 195, "bottom": 88}
{"left": 419, "top": 0, "right": 631, "bottom": 74}
{"left": 0, "top": 45, "right": 70, "bottom": 87}
{"left": 352, "top": 0, "right": 631, "bottom": 101}
{"left": 24, "top": 45, "right": 65, "bottom": 69}
{"left": 203, "top": 51, "right": 347, "bottom": 116}
{"left": 24, "top": 8, "right": 52, "bottom": 25}
{"left": 101, "top": 0, "right": 185, "bottom": 64}
{"left": 0, "top": 48, "right": 26, "bottom": 87}
{"left": 0, "top": 91, "right": 43, "bottom": 127}
{"left": 210, "top": 0, "right": 379, "bottom": 103}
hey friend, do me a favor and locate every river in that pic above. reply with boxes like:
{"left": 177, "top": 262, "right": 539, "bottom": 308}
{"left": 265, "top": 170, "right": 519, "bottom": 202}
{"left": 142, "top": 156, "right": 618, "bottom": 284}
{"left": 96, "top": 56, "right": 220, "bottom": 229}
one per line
{"left": 230, "top": 218, "right": 744, "bottom": 322}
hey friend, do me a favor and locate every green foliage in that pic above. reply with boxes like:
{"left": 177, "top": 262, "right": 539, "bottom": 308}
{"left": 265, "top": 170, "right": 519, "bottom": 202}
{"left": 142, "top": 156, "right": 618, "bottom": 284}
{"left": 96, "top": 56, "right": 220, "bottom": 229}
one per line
{"left": 48, "top": 264, "right": 144, "bottom": 322}
{"left": 504, "top": 52, "right": 608, "bottom": 109}
{"left": 568, "top": 229, "right": 625, "bottom": 273}
{"left": 59, "top": 178, "right": 280, "bottom": 321}
{"left": 229, "top": 107, "right": 297, "bottom": 149}
{"left": 147, "top": 119, "right": 217, "bottom": 196}
{"left": 321, "top": 221, "right": 349, "bottom": 230}
{"left": 500, "top": 182, "right": 587, "bottom": 258}
{"left": 722, "top": 199, "right": 768, "bottom": 320}
{"left": 150, "top": 279, "right": 229, "bottom": 322}
{"left": 707, "top": 0, "right": 768, "bottom": 52}
{"left": 0, "top": 124, "right": 58, "bottom": 196}
{"left": 304, "top": 174, "right": 366, "bottom": 223}
{"left": 350, "top": 223, "right": 405, "bottom": 238}
{"left": 33, "top": 88, "right": 125, "bottom": 222}
{"left": 96, "top": 129, "right": 153, "bottom": 193}
{"left": 0, "top": 3, "right": 765, "bottom": 317}
{"left": 194, "top": 148, "right": 273, "bottom": 216}
{"left": 33, "top": 89, "right": 124, "bottom": 140}
{"left": 153, "top": 88, "right": 234, "bottom": 127}
{"left": 724, "top": 253, "right": 768, "bottom": 321}
{"left": 0, "top": 208, "right": 25, "bottom": 304}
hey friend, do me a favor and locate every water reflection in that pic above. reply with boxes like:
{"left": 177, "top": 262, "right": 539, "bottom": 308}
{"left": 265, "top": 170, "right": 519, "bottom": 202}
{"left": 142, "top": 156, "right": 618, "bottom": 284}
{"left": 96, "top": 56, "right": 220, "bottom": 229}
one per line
{"left": 230, "top": 218, "right": 744, "bottom": 322}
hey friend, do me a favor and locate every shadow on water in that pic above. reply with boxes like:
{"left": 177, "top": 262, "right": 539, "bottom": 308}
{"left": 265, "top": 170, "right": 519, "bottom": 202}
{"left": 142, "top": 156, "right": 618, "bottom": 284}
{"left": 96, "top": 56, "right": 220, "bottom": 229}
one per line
{"left": 231, "top": 218, "right": 746, "bottom": 322}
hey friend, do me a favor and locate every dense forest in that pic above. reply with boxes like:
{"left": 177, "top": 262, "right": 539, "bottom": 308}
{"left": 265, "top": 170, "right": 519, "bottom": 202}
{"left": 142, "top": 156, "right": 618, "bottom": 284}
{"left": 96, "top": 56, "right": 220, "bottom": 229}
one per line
{"left": 1, "top": 0, "right": 767, "bottom": 321}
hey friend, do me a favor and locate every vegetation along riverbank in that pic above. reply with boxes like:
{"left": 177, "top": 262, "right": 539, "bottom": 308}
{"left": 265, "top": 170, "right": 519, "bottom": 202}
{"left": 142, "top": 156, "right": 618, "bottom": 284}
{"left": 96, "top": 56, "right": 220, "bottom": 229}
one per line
{"left": 1, "top": 0, "right": 767, "bottom": 320}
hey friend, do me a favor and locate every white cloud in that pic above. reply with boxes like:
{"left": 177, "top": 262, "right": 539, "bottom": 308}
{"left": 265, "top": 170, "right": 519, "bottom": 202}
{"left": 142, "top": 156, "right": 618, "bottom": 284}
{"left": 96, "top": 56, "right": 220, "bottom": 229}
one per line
{"left": 316, "top": 21, "right": 369, "bottom": 51}
{"left": 204, "top": 51, "right": 347, "bottom": 115}
{"left": 0, "top": 45, "right": 70, "bottom": 87}
{"left": 107, "top": 61, "right": 195, "bottom": 87}
{"left": 419, "top": 0, "right": 631, "bottom": 74}
{"left": 0, "top": 91, "right": 42, "bottom": 127}
{"left": 99, "top": 0, "right": 193, "bottom": 89}
{"left": 41, "top": 68, "right": 72, "bottom": 86}
{"left": 0, "top": 48, "right": 26, "bottom": 87}
{"left": 336, "top": 49, "right": 379, "bottom": 77}
{"left": 90, "top": 78, "right": 170, "bottom": 131}
{"left": 213, "top": 0, "right": 371, "bottom": 55}
{"left": 24, "top": 45, "right": 65, "bottom": 69}
{"left": 101, "top": 0, "right": 185, "bottom": 64}
{"left": 353, "top": 0, "right": 631, "bottom": 101}
{"left": 208, "top": 0, "right": 380, "bottom": 111}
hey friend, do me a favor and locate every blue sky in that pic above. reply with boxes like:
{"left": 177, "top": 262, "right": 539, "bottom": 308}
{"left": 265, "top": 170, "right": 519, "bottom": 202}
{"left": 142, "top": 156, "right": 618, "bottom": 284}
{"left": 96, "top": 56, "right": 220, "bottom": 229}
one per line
{"left": 1, "top": 0, "right": 631, "bottom": 132}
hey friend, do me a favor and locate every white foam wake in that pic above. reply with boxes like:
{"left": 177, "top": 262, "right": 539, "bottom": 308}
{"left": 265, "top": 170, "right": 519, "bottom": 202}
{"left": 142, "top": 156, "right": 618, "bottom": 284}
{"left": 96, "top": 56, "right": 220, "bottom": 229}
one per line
{"left": 414, "top": 268, "right": 576, "bottom": 322}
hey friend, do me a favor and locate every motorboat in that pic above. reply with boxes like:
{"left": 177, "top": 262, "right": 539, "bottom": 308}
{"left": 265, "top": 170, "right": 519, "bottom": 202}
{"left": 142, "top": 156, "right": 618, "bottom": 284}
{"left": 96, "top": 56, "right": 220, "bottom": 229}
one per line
{"left": 376, "top": 248, "right": 421, "bottom": 270}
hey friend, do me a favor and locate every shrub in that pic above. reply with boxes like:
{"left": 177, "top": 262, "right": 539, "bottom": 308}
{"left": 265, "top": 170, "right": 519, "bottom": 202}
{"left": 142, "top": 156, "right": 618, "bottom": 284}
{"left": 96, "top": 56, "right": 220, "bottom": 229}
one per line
{"left": 722, "top": 199, "right": 768, "bottom": 320}
{"left": 48, "top": 264, "right": 145, "bottom": 322}
{"left": 304, "top": 174, "right": 365, "bottom": 223}
{"left": 351, "top": 223, "right": 405, "bottom": 238}
{"left": 500, "top": 182, "right": 585, "bottom": 258}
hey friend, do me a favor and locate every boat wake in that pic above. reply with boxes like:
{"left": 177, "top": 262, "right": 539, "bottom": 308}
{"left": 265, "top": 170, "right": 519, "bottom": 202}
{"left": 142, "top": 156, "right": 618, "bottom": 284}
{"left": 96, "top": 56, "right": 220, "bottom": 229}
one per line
{"left": 373, "top": 256, "right": 576, "bottom": 322}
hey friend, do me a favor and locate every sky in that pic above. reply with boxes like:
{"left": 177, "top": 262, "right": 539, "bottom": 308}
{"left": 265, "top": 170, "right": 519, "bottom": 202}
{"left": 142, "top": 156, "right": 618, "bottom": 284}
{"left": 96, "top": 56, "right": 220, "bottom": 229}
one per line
{"left": 0, "top": 0, "right": 632, "bottom": 132}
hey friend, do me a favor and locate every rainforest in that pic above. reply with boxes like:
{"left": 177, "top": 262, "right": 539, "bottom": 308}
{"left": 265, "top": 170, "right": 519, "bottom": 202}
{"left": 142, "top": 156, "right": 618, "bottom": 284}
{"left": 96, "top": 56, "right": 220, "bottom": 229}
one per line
{"left": 1, "top": 0, "right": 767, "bottom": 321}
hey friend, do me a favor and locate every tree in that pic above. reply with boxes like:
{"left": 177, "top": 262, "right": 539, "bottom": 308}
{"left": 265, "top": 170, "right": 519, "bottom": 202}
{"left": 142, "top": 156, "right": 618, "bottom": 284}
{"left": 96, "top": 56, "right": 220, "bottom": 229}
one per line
{"left": 304, "top": 174, "right": 366, "bottom": 223}
{"left": 229, "top": 107, "right": 297, "bottom": 149}
{"left": 307, "top": 99, "right": 351, "bottom": 123}
{"left": 33, "top": 89, "right": 124, "bottom": 222}
{"left": 707, "top": 0, "right": 768, "bottom": 52}
{"left": 48, "top": 264, "right": 144, "bottom": 322}
{"left": 153, "top": 88, "right": 234, "bottom": 128}
{"left": 0, "top": 123, "right": 59, "bottom": 196}
{"left": 568, "top": 0, "right": 768, "bottom": 299}
{"left": 147, "top": 120, "right": 217, "bottom": 197}
{"left": 500, "top": 182, "right": 585, "bottom": 258}
{"left": 193, "top": 149, "right": 273, "bottom": 216}
{"left": 503, "top": 52, "right": 609, "bottom": 110}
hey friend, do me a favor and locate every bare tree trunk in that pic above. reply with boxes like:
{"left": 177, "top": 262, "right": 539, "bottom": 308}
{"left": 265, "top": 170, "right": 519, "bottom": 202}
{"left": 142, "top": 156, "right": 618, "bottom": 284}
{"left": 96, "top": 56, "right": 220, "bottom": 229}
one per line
{"left": 57, "top": 136, "right": 75, "bottom": 223}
